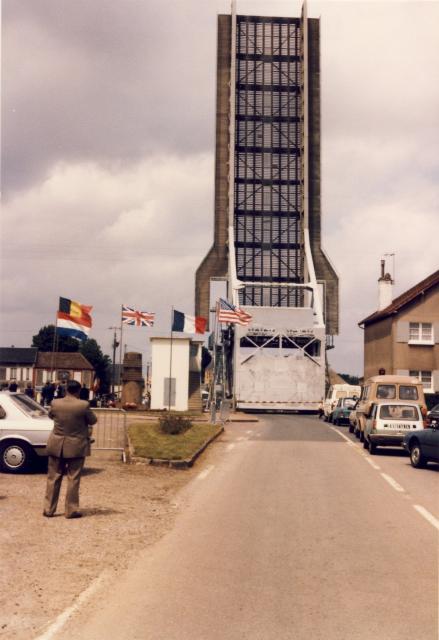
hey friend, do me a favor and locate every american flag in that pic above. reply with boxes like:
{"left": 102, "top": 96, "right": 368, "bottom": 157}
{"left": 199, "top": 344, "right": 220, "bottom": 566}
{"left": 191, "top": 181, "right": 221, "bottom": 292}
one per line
{"left": 122, "top": 305, "right": 155, "bottom": 327}
{"left": 217, "top": 298, "right": 252, "bottom": 326}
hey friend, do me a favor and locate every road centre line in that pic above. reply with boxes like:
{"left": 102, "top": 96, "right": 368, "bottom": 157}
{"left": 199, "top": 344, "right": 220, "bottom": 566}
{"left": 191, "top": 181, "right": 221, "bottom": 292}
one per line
{"left": 364, "top": 457, "right": 381, "bottom": 470}
{"left": 329, "top": 426, "right": 351, "bottom": 443}
{"left": 380, "top": 473, "right": 405, "bottom": 493}
{"left": 413, "top": 505, "right": 439, "bottom": 531}
{"left": 197, "top": 465, "right": 215, "bottom": 480}
{"left": 245, "top": 430, "right": 253, "bottom": 434}
{"left": 35, "top": 572, "right": 108, "bottom": 640}
{"left": 330, "top": 426, "right": 357, "bottom": 447}
{"left": 226, "top": 443, "right": 236, "bottom": 451}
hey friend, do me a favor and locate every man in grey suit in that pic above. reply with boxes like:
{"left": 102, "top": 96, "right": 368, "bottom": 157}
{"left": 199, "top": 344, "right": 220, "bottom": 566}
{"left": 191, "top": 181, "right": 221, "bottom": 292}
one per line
{"left": 43, "top": 379, "right": 97, "bottom": 519}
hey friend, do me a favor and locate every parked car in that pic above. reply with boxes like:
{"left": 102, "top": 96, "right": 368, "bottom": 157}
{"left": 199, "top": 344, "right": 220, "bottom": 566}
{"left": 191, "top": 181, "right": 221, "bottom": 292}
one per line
{"left": 363, "top": 401, "right": 425, "bottom": 455}
{"left": 426, "top": 403, "right": 439, "bottom": 426}
{"left": 0, "top": 391, "right": 53, "bottom": 473}
{"left": 355, "top": 375, "right": 426, "bottom": 441}
{"left": 403, "top": 414, "right": 439, "bottom": 468}
{"left": 348, "top": 400, "right": 359, "bottom": 433}
{"left": 323, "top": 384, "right": 361, "bottom": 421}
{"left": 331, "top": 397, "right": 357, "bottom": 426}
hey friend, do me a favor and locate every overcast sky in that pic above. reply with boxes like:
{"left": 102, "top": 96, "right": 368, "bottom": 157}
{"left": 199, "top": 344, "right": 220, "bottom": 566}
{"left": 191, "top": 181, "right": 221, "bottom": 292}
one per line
{"left": 1, "top": 0, "right": 438, "bottom": 375}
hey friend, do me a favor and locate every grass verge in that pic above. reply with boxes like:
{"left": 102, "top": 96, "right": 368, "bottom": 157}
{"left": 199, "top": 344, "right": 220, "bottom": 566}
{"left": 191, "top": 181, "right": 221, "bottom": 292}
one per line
{"left": 128, "top": 420, "right": 220, "bottom": 461}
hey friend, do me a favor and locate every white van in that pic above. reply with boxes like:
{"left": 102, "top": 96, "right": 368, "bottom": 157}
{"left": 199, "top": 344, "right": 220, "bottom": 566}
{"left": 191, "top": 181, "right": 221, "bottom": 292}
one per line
{"left": 323, "top": 384, "right": 361, "bottom": 420}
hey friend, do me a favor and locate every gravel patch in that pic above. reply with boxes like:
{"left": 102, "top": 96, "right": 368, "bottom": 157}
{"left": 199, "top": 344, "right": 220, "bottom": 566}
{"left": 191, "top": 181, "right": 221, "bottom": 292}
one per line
{"left": 0, "top": 451, "right": 196, "bottom": 639}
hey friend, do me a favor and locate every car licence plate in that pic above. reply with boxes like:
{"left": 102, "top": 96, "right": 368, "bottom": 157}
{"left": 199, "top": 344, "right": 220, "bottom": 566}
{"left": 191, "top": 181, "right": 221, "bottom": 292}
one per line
{"left": 383, "top": 423, "right": 412, "bottom": 430}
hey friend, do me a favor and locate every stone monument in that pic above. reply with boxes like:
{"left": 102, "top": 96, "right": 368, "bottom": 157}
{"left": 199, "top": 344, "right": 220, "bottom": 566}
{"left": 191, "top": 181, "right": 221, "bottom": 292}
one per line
{"left": 121, "top": 352, "right": 144, "bottom": 407}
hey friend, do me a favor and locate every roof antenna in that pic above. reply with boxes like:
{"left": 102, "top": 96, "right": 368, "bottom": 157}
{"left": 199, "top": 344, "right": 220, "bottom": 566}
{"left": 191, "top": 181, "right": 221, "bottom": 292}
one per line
{"left": 384, "top": 252, "right": 396, "bottom": 285}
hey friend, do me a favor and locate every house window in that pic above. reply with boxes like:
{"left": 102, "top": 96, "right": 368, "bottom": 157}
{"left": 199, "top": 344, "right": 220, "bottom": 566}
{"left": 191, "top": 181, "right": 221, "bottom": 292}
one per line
{"left": 409, "top": 370, "right": 432, "bottom": 391}
{"left": 409, "top": 322, "right": 433, "bottom": 344}
{"left": 10, "top": 367, "right": 17, "bottom": 380}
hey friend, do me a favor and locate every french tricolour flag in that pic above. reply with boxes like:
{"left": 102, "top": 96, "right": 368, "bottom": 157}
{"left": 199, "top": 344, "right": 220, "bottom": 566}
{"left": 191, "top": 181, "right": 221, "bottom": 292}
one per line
{"left": 172, "top": 310, "right": 206, "bottom": 334}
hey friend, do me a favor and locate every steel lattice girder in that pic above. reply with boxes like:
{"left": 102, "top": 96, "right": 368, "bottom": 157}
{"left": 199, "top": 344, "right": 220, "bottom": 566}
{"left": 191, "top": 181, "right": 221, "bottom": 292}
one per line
{"left": 233, "top": 16, "right": 305, "bottom": 308}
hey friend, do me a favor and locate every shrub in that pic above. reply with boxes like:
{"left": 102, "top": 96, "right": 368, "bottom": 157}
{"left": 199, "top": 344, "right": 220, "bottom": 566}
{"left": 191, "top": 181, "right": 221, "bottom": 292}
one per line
{"left": 159, "top": 414, "right": 192, "bottom": 435}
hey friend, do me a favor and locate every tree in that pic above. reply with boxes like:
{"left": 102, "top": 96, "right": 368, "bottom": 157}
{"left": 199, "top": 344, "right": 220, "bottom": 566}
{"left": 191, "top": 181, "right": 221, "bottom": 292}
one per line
{"left": 79, "top": 339, "right": 111, "bottom": 394}
{"left": 338, "top": 373, "right": 360, "bottom": 386}
{"left": 32, "top": 325, "right": 79, "bottom": 352}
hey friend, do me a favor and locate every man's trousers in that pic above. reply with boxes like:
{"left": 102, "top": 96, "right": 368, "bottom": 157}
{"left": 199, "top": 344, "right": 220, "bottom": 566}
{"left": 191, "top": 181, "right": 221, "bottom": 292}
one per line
{"left": 44, "top": 455, "right": 85, "bottom": 517}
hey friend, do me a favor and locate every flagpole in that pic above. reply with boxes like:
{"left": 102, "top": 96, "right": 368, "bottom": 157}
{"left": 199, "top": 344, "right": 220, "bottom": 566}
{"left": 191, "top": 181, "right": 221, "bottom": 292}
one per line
{"left": 50, "top": 310, "right": 58, "bottom": 383}
{"left": 168, "top": 306, "right": 174, "bottom": 411}
{"left": 118, "top": 305, "right": 124, "bottom": 401}
{"left": 212, "top": 301, "right": 219, "bottom": 412}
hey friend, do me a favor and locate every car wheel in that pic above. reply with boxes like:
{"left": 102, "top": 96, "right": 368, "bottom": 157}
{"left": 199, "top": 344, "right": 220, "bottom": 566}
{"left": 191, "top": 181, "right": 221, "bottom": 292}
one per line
{"left": 410, "top": 442, "right": 426, "bottom": 469}
{"left": 363, "top": 437, "right": 368, "bottom": 449}
{"left": 348, "top": 423, "right": 354, "bottom": 433}
{"left": 359, "top": 430, "right": 364, "bottom": 442}
{"left": 333, "top": 417, "right": 338, "bottom": 426}
{"left": 369, "top": 441, "right": 377, "bottom": 455}
{"left": 0, "top": 441, "right": 34, "bottom": 473}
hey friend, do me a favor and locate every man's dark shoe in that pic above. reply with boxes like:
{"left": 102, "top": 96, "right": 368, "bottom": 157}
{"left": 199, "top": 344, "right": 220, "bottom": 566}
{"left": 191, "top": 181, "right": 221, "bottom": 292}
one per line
{"left": 66, "top": 512, "right": 82, "bottom": 519}
{"left": 43, "top": 511, "right": 54, "bottom": 517}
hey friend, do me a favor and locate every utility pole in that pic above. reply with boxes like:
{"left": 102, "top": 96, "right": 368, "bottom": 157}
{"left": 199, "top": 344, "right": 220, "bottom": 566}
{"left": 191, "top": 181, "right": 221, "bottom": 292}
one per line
{"left": 108, "top": 327, "right": 120, "bottom": 396}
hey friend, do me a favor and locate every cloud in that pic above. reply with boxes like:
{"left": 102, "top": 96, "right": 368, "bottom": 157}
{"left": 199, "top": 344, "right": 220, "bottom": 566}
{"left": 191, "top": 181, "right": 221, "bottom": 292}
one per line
{"left": 2, "top": 0, "right": 224, "bottom": 194}
{"left": 1, "top": 0, "right": 439, "bottom": 376}
{"left": 1, "top": 153, "right": 214, "bottom": 355}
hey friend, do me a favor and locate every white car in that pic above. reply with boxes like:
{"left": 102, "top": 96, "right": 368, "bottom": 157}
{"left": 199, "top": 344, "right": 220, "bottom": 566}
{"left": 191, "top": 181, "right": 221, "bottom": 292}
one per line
{"left": 0, "top": 391, "right": 53, "bottom": 473}
{"left": 363, "top": 401, "right": 424, "bottom": 455}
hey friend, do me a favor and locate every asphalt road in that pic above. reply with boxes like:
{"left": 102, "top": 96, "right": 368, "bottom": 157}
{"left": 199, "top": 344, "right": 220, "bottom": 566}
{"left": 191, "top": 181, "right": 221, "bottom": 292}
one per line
{"left": 41, "top": 414, "right": 438, "bottom": 640}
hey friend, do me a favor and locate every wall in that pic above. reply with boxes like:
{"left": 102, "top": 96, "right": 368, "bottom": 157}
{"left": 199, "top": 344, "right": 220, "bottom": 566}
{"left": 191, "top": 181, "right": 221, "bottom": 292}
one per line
{"left": 392, "top": 287, "right": 439, "bottom": 390}
{"left": 308, "top": 18, "right": 339, "bottom": 335}
{"left": 363, "top": 286, "right": 439, "bottom": 392}
{"left": 195, "top": 14, "right": 230, "bottom": 325}
{"left": 363, "top": 317, "right": 393, "bottom": 380}
{"left": 150, "top": 338, "right": 190, "bottom": 411}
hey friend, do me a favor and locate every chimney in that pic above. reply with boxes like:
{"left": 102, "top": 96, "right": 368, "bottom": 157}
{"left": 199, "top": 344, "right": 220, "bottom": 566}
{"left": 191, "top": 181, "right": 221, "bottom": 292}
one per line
{"left": 378, "top": 259, "right": 393, "bottom": 311}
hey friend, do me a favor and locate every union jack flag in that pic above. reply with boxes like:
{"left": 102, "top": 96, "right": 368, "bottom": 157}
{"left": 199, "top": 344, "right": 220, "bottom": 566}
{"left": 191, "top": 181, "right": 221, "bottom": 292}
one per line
{"left": 122, "top": 305, "right": 155, "bottom": 327}
{"left": 217, "top": 298, "right": 252, "bottom": 326}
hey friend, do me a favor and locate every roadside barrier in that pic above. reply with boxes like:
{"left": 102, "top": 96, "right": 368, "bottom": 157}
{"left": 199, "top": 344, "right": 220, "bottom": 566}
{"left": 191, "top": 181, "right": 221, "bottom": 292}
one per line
{"left": 92, "top": 408, "right": 128, "bottom": 461}
{"left": 219, "top": 399, "right": 231, "bottom": 424}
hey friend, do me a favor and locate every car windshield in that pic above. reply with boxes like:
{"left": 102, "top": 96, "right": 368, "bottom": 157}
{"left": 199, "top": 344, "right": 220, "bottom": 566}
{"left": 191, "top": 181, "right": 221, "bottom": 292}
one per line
{"left": 10, "top": 394, "right": 48, "bottom": 417}
{"left": 379, "top": 405, "right": 420, "bottom": 420}
{"left": 399, "top": 385, "right": 419, "bottom": 400}
{"left": 342, "top": 398, "right": 356, "bottom": 408}
{"left": 376, "top": 385, "right": 396, "bottom": 399}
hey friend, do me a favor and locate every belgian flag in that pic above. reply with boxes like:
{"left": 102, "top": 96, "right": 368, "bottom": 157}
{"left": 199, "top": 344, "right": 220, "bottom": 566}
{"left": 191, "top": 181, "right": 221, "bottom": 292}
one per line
{"left": 57, "top": 297, "right": 92, "bottom": 340}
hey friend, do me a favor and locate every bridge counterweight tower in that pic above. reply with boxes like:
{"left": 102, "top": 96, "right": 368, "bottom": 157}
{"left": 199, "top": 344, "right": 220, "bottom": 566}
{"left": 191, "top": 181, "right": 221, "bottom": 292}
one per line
{"left": 196, "top": 4, "right": 339, "bottom": 411}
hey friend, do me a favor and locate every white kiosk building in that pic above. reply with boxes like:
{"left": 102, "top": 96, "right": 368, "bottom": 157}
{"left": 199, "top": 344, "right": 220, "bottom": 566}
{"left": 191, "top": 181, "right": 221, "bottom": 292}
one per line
{"left": 150, "top": 335, "right": 204, "bottom": 412}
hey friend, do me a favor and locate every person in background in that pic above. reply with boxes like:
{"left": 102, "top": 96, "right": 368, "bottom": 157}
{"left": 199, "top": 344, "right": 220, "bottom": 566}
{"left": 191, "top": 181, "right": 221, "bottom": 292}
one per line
{"left": 43, "top": 379, "right": 97, "bottom": 519}
{"left": 54, "top": 382, "right": 66, "bottom": 399}
{"left": 79, "top": 384, "right": 90, "bottom": 401}
{"left": 8, "top": 380, "right": 18, "bottom": 392}
{"left": 24, "top": 383, "right": 35, "bottom": 399}
{"left": 41, "top": 381, "right": 55, "bottom": 406}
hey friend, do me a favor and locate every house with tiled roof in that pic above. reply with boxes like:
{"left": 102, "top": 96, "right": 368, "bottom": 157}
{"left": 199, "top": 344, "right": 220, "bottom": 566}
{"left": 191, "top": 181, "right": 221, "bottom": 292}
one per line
{"left": 0, "top": 347, "right": 38, "bottom": 388}
{"left": 359, "top": 265, "right": 439, "bottom": 398}
{"left": 34, "top": 352, "right": 94, "bottom": 388}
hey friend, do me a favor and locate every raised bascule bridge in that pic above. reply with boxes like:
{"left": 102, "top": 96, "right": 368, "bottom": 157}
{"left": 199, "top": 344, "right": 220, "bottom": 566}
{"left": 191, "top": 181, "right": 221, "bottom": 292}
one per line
{"left": 196, "top": 2, "right": 338, "bottom": 411}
